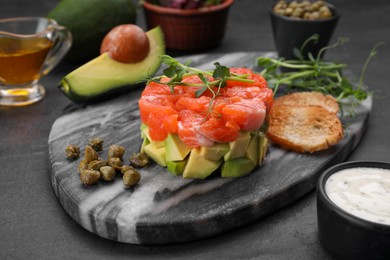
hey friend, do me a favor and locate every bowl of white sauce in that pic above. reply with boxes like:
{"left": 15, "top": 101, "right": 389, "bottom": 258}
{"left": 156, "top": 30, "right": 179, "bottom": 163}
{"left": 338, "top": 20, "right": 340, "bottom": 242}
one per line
{"left": 317, "top": 161, "right": 390, "bottom": 260}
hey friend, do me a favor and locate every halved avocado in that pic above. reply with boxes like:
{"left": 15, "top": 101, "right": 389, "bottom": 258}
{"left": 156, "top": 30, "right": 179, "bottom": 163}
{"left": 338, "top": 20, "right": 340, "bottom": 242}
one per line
{"left": 59, "top": 27, "right": 165, "bottom": 102}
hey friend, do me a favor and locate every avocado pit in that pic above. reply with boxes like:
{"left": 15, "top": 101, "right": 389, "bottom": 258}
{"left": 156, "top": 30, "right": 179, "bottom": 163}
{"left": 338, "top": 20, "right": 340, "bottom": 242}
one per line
{"left": 100, "top": 24, "right": 150, "bottom": 63}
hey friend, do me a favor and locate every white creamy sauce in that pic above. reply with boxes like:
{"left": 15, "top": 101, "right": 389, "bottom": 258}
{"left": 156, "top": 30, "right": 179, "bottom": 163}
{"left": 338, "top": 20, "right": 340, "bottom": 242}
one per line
{"left": 325, "top": 167, "right": 390, "bottom": 225}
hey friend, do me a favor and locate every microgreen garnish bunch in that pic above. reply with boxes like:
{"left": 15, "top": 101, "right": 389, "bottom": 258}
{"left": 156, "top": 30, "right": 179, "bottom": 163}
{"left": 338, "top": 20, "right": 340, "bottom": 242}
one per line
{"left": 150, "top": 54, "right": 254, "bottom": 98}
{"left": 257, "top": 35, "right": 381, "bottom": 106}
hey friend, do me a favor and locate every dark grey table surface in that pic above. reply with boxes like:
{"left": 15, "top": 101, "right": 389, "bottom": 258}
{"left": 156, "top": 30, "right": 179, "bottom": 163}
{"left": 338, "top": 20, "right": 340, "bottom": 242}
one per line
{"left": 1, "top": 0, "right": 389, "bottom": 259}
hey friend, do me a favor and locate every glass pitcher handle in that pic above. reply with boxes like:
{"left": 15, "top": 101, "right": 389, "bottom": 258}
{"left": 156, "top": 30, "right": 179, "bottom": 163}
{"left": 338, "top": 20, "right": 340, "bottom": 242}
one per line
{"left": 42, "top": 25, "right": 72, "bottom": 76}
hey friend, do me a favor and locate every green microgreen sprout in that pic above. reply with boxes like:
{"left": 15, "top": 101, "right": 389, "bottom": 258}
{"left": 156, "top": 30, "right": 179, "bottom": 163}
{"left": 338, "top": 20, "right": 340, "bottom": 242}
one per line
{"left": 256, "top": 36, "right": 381, "bottom": 115}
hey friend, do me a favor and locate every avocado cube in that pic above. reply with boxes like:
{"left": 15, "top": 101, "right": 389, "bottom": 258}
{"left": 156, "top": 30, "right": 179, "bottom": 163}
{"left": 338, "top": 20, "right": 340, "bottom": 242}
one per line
{"left": 199, "top": 143, "right": 230, "bottom": 161}
{"left": 140, "top": 137, "right": 150, "bottom": 153}
{"left": 140, "top": 123, "right": 148, "bottom": 139}
{"left": 141, "top": 124, "right": 164, "bottom": 148}
{"left": 143, "top": 143, "right": 167, "bottom": 167}
{"left": 224, "top": 131, "right": 251, "bottom": 161}
{"left": 246, "top": 133, "right": 260, "bottom": 165}
{"left": 165, "top": 134, "right": 191, "bottom": 161}
{"left": 258, "top": 134, "right": 268, "bottom": 166}
{"left": 183, "top": 148, "right": 222, "bottom": 179}
{"left": 221, "top": 157, "right": 256, "bottom": 178}
{"left": 167, "top": 160, "right": 187, "bottom": 176}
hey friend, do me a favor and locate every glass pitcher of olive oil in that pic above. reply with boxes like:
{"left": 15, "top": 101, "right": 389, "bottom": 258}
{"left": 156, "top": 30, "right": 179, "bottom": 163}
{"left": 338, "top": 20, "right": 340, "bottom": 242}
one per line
{"left": 0, "top": 17, "right": 72, "bottom": 106}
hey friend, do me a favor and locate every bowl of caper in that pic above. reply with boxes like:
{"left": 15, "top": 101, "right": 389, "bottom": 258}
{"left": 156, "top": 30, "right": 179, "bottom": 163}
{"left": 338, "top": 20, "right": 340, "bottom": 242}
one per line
{"left": 270, "top": 0, "right": 339, "bottom": 60}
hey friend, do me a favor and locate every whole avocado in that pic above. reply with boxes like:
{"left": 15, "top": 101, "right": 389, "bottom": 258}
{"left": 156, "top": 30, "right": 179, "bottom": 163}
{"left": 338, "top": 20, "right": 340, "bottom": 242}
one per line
{"left": 47, "top": 0, "right": 136, "bottom": 63}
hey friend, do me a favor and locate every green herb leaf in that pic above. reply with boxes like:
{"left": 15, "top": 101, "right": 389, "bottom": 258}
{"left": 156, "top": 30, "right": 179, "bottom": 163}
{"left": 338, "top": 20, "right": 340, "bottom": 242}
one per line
{"left": 212, "top": 62, "right": 230, "bottom": 87}
{"left": 195, "top": 73, "right": 210, "bottom": 97}
{"left": 198, "top": 73, "right": 209, "bottom": 85}
{"left": 213, "top": 62, "right": 230, "bottom": 79}
{"left": 195, "top": 87, "right": 208, "bottom": 98}
{"left": 163, "top": 65, "right": 177, "bottom": 78}
{"left": 293, "top": 48, "right": 303, "bottom": 60}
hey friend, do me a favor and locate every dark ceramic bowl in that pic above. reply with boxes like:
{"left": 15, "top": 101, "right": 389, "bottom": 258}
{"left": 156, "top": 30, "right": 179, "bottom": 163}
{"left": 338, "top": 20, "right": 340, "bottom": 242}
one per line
{"left": 317, "top": 161, "right": 390, "bottom": 260}
{"left": 270, "top": 4, "right": 339, "bottom": 60}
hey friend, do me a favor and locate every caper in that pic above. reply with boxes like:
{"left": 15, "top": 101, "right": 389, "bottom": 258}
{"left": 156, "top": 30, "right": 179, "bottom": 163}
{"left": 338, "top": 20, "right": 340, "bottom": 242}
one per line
{"left": 319, "top": 5, "right": 332, "bottom": 18}
{"left": 89, "top": 137, "right": 104, "bottom": 152}
{"left": 274, "top": 0, "right": 287, "bottom": 10}
{"left": 108, "top": 144, "right": 125, "bottom": 159}
{"left": 80, "top": 169, "right": 101, "bottom": 185}
{"left": 87, "top": 160, "right": 107, "bottom": 170}
{"left": 120, "top": 165, "right": 134, "bottom": 174}
{"left": 289, "top": 1, "right": 298, "bottom": 8}
{"left": 108, "top": 157, "right": 123, "bottom": 170}
{"left": 303, "top": 3, "right": 315, "bottom": 12}
{"left": 273, "top": 0, "right": 287, "bottom": 14}
{"left": 284, "top": 7, "right": 293, "bottom": 16}
{"left": 66, "top": 144, "right": 80, "bottom": 160}
{"left": 129, "top": 153, "right": 149, "bottom": 168}
{"left": 311, "top": 11, "right": 320, "bottom": 19}
{"left": 303, "top": 11, "right": 312, "bottom": 19}
{"left": 123, "top": 168, "right": 141, "bottom": 187}
{"left": 292, "top": 7, "right": 303, "bottom": 18}
{"left": 312, "top": 1, "right": 322, "bottom": 11}
{"left": 100, "top": 166, "right": 116, "bottom": 181}
{"left": 78, "top": 159, "right": 89, "bottom": 173}
{"left": 84, "top": 145, "right": 99, "bottom": 162}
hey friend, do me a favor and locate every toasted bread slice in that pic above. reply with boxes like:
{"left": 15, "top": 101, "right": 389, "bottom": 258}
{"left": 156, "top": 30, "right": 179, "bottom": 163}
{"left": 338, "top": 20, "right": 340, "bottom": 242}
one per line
{"left": 274, "top": 92, "right": 339, "bottom": 114}
{"left": 267, "top": 105, "right": 343, "bottom": 153}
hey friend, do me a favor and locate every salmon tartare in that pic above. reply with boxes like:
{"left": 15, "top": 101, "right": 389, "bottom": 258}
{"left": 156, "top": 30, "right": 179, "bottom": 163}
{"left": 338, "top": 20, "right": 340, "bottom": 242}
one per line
{"left": 138, "top": 57, "right": 273, "bottom": 178}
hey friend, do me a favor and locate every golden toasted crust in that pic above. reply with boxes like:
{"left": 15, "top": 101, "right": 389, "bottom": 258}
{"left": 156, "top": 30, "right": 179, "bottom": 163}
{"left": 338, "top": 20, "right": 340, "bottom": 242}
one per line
{"left": 267, "top": 104, "right": 344, "bottom": 154}
{"left": 274, "top": 92, "right": 339, "bottom": 114}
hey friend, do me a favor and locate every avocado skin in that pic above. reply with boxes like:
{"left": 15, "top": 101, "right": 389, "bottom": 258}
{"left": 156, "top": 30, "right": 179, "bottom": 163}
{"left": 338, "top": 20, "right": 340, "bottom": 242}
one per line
{"left": 48, "top": 0, "right": 136, "bottom": 62}
{"left": 58, "top": 78, "right": 144, "bottom": 103}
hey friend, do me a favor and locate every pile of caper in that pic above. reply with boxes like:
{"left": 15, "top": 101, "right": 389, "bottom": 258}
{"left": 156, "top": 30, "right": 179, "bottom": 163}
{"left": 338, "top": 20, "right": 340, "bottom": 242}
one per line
{"left": 65, "top": 137, "right": 149, "bottom": 187}
{"left": 273, "top": 0, "right": 333, "bottom": 20}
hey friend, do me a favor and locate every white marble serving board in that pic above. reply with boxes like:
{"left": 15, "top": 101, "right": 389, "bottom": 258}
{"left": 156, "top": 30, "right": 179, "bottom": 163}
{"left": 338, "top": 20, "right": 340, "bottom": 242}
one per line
{"left": 48, "top": 52, "right": 372, "bottom": 244}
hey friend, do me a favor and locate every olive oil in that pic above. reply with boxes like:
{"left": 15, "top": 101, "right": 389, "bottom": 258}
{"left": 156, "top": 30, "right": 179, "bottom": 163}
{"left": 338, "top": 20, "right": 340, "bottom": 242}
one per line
{"left": 0, "top": 37, "right": 52, "bottom": 85}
